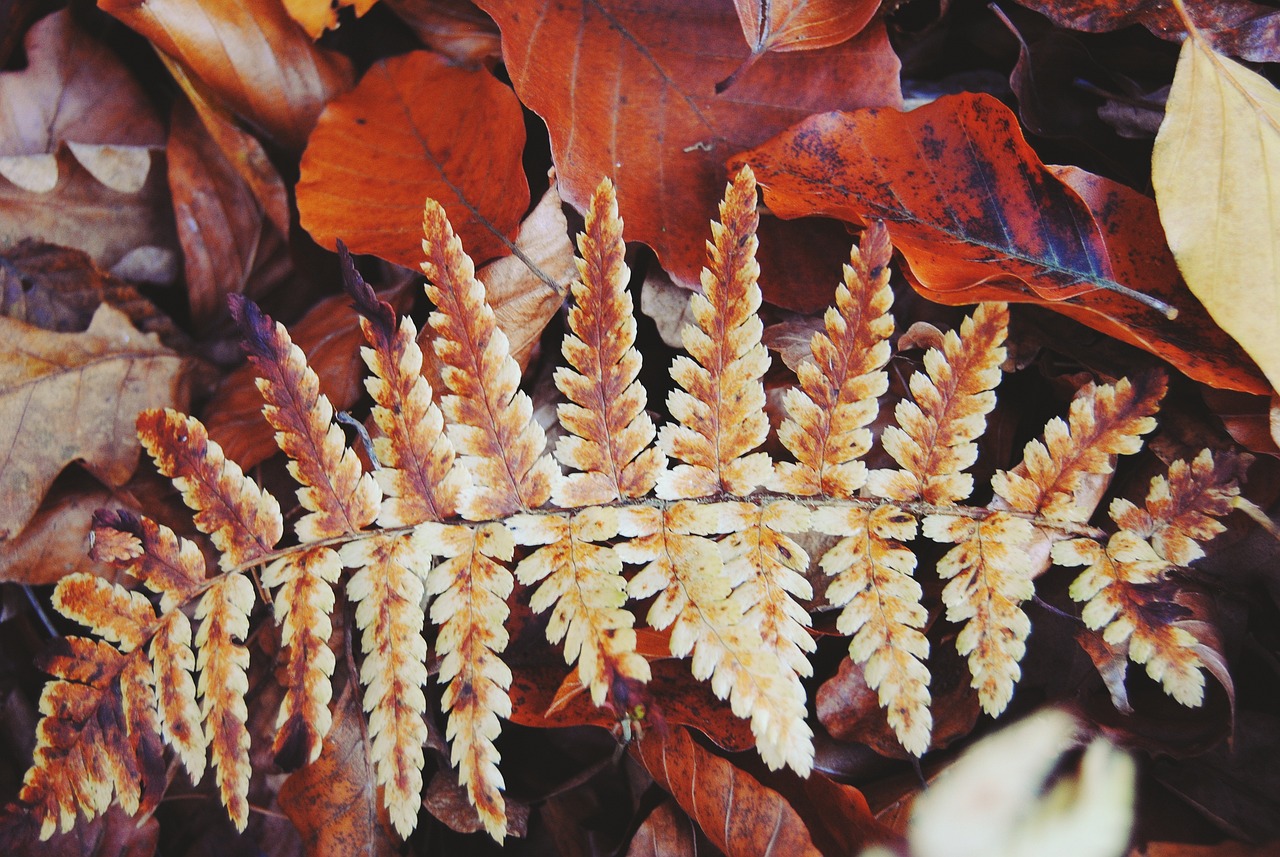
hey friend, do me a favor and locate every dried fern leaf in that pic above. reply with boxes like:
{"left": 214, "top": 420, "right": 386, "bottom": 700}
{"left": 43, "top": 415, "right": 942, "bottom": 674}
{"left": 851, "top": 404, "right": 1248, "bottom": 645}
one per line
{"left": 119, "top": 654, "right": 165, "bottom": 818}
{"left": 553, "top": 178, "right": 665, "bottom": 507}
{"left": 509, "top": 508, "right": 650, "bottom": 706}
{"left": 620, "top": 502, "right": 815, "bottom": 775}
{"left": 424, "top": 522, "right": 515, "bottom": 840}
{"left": 1142, "top": 449, "right": 1246, "bottom": 565}
{"left": 136, "top": 408, "right": 282, "bottom": 570}
{"left": 992, "top": 374, "right": 1167, "bottom": 522}
{"left": 924, "top": 512, "right": 1037, "bottom": 715}
{"left": 1056, "top": 532, "right": 1205, "bottom": 705}
{"left": 230, "top": 295, "right": 380, "bottom": 542}
{"left": 52, "top": 574, "right": 154, "bottom": 654}
{"left": 719, "top": 500, "right": 815, "bottom": 677}
{"left": 150, "top": 612, "right": 207, "bottom": 784}
{"left": 194, "top": 574, "right": 255, "bottom": 830}
{"left": 344, "top": 243, "right": 470, "bottom": 526}
{"left": 261, "top": 546, "right": 342, "bottom": 769}
{"left": 90, "top": 509, "right": 204, "bottom": 612}
{"left": 657, "top": 166, "right": 773, "bottom": 499}
{"left": 775, "top": 221, "right": 894, "bottom": 498}
{"left": 421, "top": 201, "right": 557, "bottom": 520}
{"left": 869, "top": 302, "right": 1009, "bottom": 505}
{"left": 814, "top": 504, "right": 931, "bottom": 755}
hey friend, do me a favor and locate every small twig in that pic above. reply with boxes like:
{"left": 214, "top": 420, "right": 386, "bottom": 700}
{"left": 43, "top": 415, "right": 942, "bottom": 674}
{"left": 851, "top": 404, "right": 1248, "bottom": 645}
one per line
{"left": 337, "top": 411, "right": 381, "bottom": 470}
{"left": 21, "top": 585, "right": 60, "bottom": 638}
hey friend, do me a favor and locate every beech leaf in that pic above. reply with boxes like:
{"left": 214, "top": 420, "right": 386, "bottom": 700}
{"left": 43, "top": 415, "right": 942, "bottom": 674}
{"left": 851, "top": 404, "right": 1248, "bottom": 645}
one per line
{"left": 731, "top": 0, "right": 880, "bottom": 55}
{"left": 1152, "top": 20, "right": 1280, "bottom": 394}
{"left": 0, "top": 305, "right": 187, "bottom": 540}
{"left": 298, "top": 50, "right": 529, "bottom": 270}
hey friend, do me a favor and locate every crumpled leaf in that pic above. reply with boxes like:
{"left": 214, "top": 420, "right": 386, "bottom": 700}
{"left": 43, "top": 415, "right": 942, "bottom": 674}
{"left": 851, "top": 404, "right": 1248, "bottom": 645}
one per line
{"left": 0, "top": 304, "right": 187, "bottom": 541}
{"left": 98, "top": 0, "right": 353, "bottom": 152}
{"left": 0, "top": 9, "right": 163, "bottom": 194}
{"left": 0, "top": 484, "right": 121, "bottom": 585}
{"left": 479, "top": 0, "right": 901, "bottom": 312}
{"left": 298, "top": 50, "right": 528, "bottom": 270}
{"left": 1152, "top": 22, "right": 1280, "bottom": 394}
{"left": 735, "top": 93, "right": 1268, "bottom": 394}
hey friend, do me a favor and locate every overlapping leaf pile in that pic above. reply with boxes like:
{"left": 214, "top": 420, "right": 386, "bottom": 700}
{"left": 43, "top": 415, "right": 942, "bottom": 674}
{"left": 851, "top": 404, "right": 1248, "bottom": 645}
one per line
{"left": 10, "top": 168, "right": 1243, "bottom": 843}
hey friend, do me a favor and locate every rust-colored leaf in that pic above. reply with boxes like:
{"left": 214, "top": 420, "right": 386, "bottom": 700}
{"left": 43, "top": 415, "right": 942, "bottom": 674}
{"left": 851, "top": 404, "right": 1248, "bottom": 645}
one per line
{"left": 480, "top": 0, "right": 901, "bottom": 312}
{"left": 98, "top": 0, "right": 353, "bottom": 152}
{"left": 732, "top": 0, "right": 879, "bottom": 54}
{"left": 384, "top": 0, "right": 503, "bottom": 64}
{"left": 1011, "top": 0, "right": 1280, "bottom": 63}
{"left": 0, "top": 306, "right": 187, "bottom": 541}
{"left": 632, "top": 725, "right": 822, "bottom": 857}
{"left": 283, "top": 0, "right": 378, "bottom": 38}
{"left": 298, "top": 51, "right": 528, "bottom": 270}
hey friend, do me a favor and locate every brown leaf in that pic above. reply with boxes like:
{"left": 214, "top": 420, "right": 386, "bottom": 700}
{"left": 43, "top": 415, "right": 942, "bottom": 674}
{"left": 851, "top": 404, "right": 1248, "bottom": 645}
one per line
{"left": 278, "top": 660, "right": 400, "bottom": 856}
{"left": 167, "top": 100, "right": 297, "bottom": 326}
{"left": 626, "top": 799, "right": 702, "bottom": 857}
{"left": 98, "top": 0, "right": 353, "bottom": 152}
{"left": 383, "top": 0, "right": 502, "bottom": 63}
{"left": 632, "top": 725, "right": 822, "bottom": 857}
{"left": 0, "top": 483, "right": 123, "bottom": 585}
{"left": 298, "top": 50, "right": 528, "bottom": 270}
{"left": 0, "top": 9, "right": 163, "bottom": 193}
{"left": 1011, "top": 0, "right": 1280, "bottom": 63}
{"left": 282, "top": 0, "right": 377, "bottom": 39}
{"left": 736, "top": 94, "right": 1268, "bottom": 394}
{"left": 732, "top": 0, "right": 880, "bottom": 54}
{"left": 479, "top": 0, "right": 901, "bottom": 312}
{"left": 422, "top": 767, "right": 530, "bottom": 837}
{"left": 0, "top": 305, "right": 187, "bottom": 541}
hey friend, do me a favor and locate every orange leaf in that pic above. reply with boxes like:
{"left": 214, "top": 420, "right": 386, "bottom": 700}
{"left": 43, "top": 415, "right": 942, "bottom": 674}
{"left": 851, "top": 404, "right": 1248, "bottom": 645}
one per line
{"left": 479, "top": 0, "right": 901, "bottom": 312}
{"left": 282, "top": 0, "right": 378, "bottom": 39}
{"left": 735, "top": 94, "right": 1268, "bottom": 394}
{"left": 98, "top": 0, "right": 353, "bottom": 152}
{"left": 298, "top": 51, "right": 528, "bottom": 270}
{"left": 632, "top": 725, "right": 822, "bottom": 857}
{"left": 732, "top": 0, "right": 880, "bottom": 54}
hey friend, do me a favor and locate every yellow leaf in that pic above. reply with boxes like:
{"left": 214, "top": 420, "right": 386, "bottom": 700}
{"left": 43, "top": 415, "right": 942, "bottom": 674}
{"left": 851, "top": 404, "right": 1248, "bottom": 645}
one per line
{"left": 1152, "top": 19, "right": 1280, "bottom": 391}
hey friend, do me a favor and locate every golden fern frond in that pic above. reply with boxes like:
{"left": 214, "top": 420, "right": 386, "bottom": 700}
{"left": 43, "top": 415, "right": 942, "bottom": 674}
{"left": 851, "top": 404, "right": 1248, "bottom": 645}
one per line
{"left": 657, "top": 165, "right": 772, "bottom": 499}
{"left": 422, "top": 522, "right": 515, "bottom": 840}
{"left": 339, "top": 534, "right": 430, "bottom": 838}
{"left": 869, "top": 301, "right": 1009, "bottom": 505}
{"left": 344, "top": 242, "right": 470, "bottom": 526}
{"left": 775, "top": 220, "right": 894, "bottom": 498}
{"left": 1055, "top": 449, "right": 1245, "bottom": 706}
{"left": 814, "top": 504, "right": 931, "bottom": 755}
{"left": 421, "top": 200, "right": 557, "bottom": 520}
{"left": 621, "top": 502, "right": 814, "bottom": 774}
{"left": 136, "top": 408, "right": 282, "bottom": 569}
{"left": 553, "top": 178, "right": 665, "bottom": 506}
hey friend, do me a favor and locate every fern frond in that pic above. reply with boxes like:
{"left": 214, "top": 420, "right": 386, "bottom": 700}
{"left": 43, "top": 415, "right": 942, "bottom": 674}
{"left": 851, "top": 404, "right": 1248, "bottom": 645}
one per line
{"left": 553, "top": 178, "right": 665, "bottom": 506}
{"left": 657, "top": 166, "right": 772, "bottom": 499}
{"left": 344, "top": 243, "right": 470, "bottom": 526}
{"left": 230, "top": 296, "right": 381, "bottom": 541}
{"left": 509, "top": 508, "right": 650, "bottom": 706}
{"left": 51, "top": 574, "right": 154, "bottom": 654}
{"left": 194, "top": 574, "right": 255, "bottom": 830}
{"left": 815, "top": 504, "right": 931, "bottom": 755}
{"left": 424, "top": 522, "right": 515, "bottom": 840}
{"left": 620, "top": 502, "right": 814, "bottom": 775}
{"left": 775, "top": 220, "right": 894, "bottom": 498}
{"left": 136, "top": 408, "right": 283, "bottom": 570}
{"left": 421, "top": 201, "right": 557, "bottom": 520}
{"left": 150, "top": 612, "right": 207, "bottom": 784}
{"left": 1143, "top": 449, "right": 1246, "bottom": 565}
{"left": 869, "top": 301, "right": 1008, "bottom": 505}
{"left": 340, "top": 533, "right": 430, "bottom": 838}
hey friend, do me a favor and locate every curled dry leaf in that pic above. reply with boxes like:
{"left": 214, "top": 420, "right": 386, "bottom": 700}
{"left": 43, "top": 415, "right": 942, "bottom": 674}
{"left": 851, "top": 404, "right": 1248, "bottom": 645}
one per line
{"left": 298, "top": 50, "right": 528, "bottom": 270}
{"left": 0, "top": 484, "right": 122, "bottom": 585}
{"left": 0, "top": 9, "right": 163, "bottom": 194}
{"left": 0, "top": 305, "right": 187, "bottom": 541}
{"left": 383, "top": 0, "right": 503, "bottom": 63}
{"left": 99, "top": 0, "right": 353, "bottom": 152}
{"left": 732, "top": 0, "right": 880, "bottom": 55}
{"left": 1152, "top": 20, "right": 1280, "bottom": 394}
{"left": 736, "top": 93, "right": 1268, "bottom": 394}
{"left": 480, "top": 0, "right": 901, "bottom": 312}
{"left": 283, "top": 0, "right": 378, "bottom": 39}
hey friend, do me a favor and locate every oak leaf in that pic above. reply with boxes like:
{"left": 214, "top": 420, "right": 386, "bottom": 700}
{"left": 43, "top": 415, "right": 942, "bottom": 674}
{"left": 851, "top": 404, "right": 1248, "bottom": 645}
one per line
{"left": 0, "top": 305, "right": 187, "bottom": 540}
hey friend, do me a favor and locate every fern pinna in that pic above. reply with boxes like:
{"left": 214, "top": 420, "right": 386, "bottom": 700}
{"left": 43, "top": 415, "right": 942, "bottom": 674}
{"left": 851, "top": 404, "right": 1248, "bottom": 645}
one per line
{"left": 14, "top": 167, "right": 1243, "bottom": 842}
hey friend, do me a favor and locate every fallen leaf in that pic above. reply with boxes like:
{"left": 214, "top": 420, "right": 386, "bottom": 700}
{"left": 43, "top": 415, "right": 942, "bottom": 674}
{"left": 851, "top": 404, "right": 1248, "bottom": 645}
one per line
{"left": 732, "top": 0, "right": 879, "bottom": 54}
{"left": 626, "top": 799, "right": 702, "bottom": 857}
{"left": 1152, "top": 22, "right": 1280, "bottom": 394}
{"left": 735, "top": 93, "right": 1269, "bottom": 393}
{"left": 479, "top": 0, "right": 901, "bottom": 312}
{"left": 422, "top": 767, "right": 530, "bottom": 836}
{"left": 0, "top": 9, "right": 164, "bottom": 194}
{"left": 298, "top": 50, "right": 528, "bottom": 270}
{"left": 282, "top": 0, "right": 377, "bottom": 38}
{"left": 383, "top": 0, "right": 503, "bottom": 63}
{"left": 278, "top": 655, "right": 399, "bottom": 855}
{"left": 1011, "top": 0, "right": 1280, "bottom": 63}
{"left": 167, "top": 99, "right": 297, "bottom": 326}
{"left": 0, "top": 304, "right": 188, "bottom": 540}
{"left": 0, "top": 483, "right": 122, "bottom": 585}
{"left": 0, "top": 146, "right": 176, "bottom": 277}
{"left": 98, "top": 0, "right": 354, "bottom": 152}
{"left": 632, "top": 725, "right": 822, "bottom": 857}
